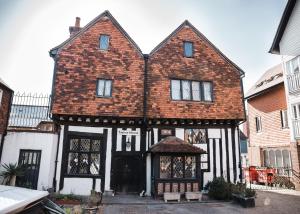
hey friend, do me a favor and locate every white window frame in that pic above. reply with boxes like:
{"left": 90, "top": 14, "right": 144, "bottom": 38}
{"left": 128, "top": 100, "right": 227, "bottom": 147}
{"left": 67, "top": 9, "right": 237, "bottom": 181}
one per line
{"left": 96, "top": 79, "right": 112, "bottom": 97}
{"left": 255, "top": 116, "right": 262, "bottom": 133}
{"left": 280, "top": 109, "right": 289, "bottom": 128}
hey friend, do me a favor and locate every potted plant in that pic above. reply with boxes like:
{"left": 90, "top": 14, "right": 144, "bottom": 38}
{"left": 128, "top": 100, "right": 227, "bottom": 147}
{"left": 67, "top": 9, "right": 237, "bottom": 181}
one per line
{"left": 0, "top": 163, "right": 26, "bottom": 186}
{"left": 232, "top": 182, "right": 256, "bottom": 208}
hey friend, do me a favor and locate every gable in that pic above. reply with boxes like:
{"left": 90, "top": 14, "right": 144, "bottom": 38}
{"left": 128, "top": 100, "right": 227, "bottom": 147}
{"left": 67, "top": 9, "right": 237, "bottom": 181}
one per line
{"left": 149, "top": 20, "right": 244, "bottom": 77}
{"left": 49, "top": 10, "right": 143, "bottom": 58}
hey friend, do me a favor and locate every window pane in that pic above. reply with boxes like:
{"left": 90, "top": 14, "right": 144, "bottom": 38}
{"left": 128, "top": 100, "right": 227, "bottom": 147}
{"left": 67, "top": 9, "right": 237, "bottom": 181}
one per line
{"left": 276, "top": 150, "right": 283, "bottom": 168}
{"left": 90, "top": 153, "right": 100, "bottom": 175}
{"left": 173, "top": 156, "right": 184, "bottom": 178}
{"left": 184, "top": 129, "right": 206, "bottom": 144}
{"left": 184, "top": 42, "right": 193, "bottom": 57}
{"left": 263, "top": 150, "right": 269, "bottom": 167}
{"left": 160, "top": 156, "right": 171, "bottom": 178}
{"left": 171, "top": 80, "right": 181, "bottom": 100}
{"left": 100, "top": 35, "right": 109, "bottom": 50}
{"left": 68, "top": 153, "right": 78, "bottom": 174}
{"left": 79, "top": 153, "right": 89, "bottom": 174}
{"left": 104, "top": 80, "right": 112, "bottom": 96}
{"left": 292, "top": 57, "right": 299, "bottom": 74}
{"left": 182, "top": 80, "right": 191, "bottom": 100}
{"left": 282, "top": 150, "right": 291, "bottom": 167}
{"left": 192, "top": 81, "right": 201, "bottom": 101}
{"left": 203, "top": 82, "right": 212, "bottom": 101}
{"left": 185, "top": 156, "right": 196, "bottom": 178}
{"left": 80, "top": 139, "right": 90, "bottom": 151}
{"left": 269, "top": 150, "right": 275, "bottom": 167}
{"left": 97, "top": 80, "right": 105, "bottom": 96}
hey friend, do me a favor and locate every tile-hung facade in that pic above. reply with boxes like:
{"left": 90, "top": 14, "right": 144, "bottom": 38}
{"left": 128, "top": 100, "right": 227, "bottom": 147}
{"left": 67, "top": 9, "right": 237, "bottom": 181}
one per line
{"left": 0, "top": 79, "right": 13, "bottom": 162}
{"left": 49, "top": 11, "right": 245, "bottom": 196}
{"left": 245, "top": 65, "right": 292, "bottom": 174}
{"left": 270, "top": 0, "right": 300, "bottom": 176}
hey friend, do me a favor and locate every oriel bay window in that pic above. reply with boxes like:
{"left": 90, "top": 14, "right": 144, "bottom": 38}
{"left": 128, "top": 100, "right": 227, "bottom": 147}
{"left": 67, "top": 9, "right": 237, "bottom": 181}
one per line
{"left": 171, "top": 79, "right": 213, "bottom": 101}
{"left": 159, "top": 155, "right": 196, "bottom": 179}
{"left": 66, "top": 135, "right": 104, "bottom": 176}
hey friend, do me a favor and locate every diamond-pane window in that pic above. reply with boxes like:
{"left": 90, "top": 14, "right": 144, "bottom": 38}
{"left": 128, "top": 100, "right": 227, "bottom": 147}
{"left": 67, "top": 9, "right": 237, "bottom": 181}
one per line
{"left": 67, "top": 136, "right": 102, "bottom": 176}
{"left": 80, "top": 139, "right": 90, "bottom": 151}
{"left": 185, "top": 129, "right": 206, "bottom": 144}
{"left": 160, "top": 156, "right": 171, "bottom": 178}
{"left": 185, "top": 156, "right": 196, "bottom": 178}
{"left": 173, "top": 157, "right": 184, "bottom": 178}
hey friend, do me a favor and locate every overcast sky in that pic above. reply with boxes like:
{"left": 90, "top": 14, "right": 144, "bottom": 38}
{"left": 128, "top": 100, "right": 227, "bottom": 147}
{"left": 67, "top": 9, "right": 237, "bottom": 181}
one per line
{"left": 0, "top": 0, "right": 286, "bottom": 94}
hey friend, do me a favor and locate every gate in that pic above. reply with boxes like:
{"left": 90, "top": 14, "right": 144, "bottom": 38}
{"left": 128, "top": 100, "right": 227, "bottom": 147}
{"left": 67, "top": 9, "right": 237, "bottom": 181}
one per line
{"left": 17, "top": 150, "right": 41, "bottom": 189}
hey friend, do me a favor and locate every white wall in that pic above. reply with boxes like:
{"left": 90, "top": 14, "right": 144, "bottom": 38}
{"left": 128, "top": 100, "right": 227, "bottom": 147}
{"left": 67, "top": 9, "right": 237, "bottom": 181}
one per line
{"left": 1, "top": 131, "right": 58, "bottom": 190}
{"left": 279, "top": 0, "right": 300, "bottom": 56}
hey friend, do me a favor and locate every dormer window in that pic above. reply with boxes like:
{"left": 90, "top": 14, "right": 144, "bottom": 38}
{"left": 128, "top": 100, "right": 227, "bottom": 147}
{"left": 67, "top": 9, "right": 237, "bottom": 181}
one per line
{"left": 184, "top": 41, "right": 193, "bottom": 57}
{"left": 99, "top": 35, "right": 110, "bottom": 50}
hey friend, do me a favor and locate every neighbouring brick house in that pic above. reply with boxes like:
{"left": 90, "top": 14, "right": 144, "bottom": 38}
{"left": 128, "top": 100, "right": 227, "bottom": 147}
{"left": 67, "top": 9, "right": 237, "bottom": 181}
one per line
{"left": 0, "top": 78, "right": 13, "bottom": 161}
{"left": 49, "top": 10, "right": 245, "bottom": 196}
{"left": 245, "top": 64, "right": 292, "bottom": 174}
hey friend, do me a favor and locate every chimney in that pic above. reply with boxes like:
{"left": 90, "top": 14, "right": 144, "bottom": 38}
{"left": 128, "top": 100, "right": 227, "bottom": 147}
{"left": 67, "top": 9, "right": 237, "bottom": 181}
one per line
{"left": 69, "top": 17, "right": 81, "bottom": 37}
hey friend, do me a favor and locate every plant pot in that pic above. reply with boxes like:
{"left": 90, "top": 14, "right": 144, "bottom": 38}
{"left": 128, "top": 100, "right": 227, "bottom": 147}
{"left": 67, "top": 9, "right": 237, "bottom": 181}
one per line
{"left": 232, "top": 194, "right": 255, "bottom": 208}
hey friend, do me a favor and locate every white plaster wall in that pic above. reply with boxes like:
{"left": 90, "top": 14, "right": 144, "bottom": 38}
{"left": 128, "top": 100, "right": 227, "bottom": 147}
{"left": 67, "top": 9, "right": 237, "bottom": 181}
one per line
{"left": 1, "top": 131, "right": 58, "bottom": 190}
{"left": 207, "top": 128, "right": 221, "bottom": 139}
{"left": 279, "top": 0, "right": 300, "bottom": 56}
{"left": 61, "top": 178, "right": 100, "bottom": 195}
{"left": 56, "top": 125, "right": 112, "bottom": 195}
{"left": 175, "top": 128, "right": 184, "bottom": 140}
{"left": 146, "top": 153, "right": 151, "bottom": 196}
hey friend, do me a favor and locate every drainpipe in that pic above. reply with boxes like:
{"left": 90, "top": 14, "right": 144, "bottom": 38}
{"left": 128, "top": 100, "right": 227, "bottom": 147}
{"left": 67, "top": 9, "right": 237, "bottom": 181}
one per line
{"left": 52, "top": 124, "right": 61, "bottom": 192}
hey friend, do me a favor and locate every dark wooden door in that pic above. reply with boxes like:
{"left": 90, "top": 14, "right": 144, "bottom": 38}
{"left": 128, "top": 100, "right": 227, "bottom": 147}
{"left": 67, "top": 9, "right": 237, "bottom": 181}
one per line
{"left": 111, "top": 155, "right": 142, "bottom": 194}
{"left": 17, "top": 150, "right": 41, "bottom": 189}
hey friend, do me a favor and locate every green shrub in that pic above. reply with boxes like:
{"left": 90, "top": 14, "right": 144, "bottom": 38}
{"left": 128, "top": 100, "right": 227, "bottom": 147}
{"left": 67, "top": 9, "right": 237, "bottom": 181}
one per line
{"left": 207, "top": 177, "right": 233, "bottom": 200}
{"left": 244, "top": 188, "right": 256, "bottom": 198}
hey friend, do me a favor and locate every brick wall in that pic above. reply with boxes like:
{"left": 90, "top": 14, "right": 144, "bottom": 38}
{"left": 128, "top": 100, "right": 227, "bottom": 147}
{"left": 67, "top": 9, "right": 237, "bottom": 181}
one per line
{"left": 247, "top": 83, "right": 290, "bottom": 166}
{"left": 52, "top": 16, "right": 145, "bottom": 117}
{"left": 147, "top": 24, "right": 244, "bottom": 119}
{"left": 0, "top": 85, "right": 12, "bottom": 135}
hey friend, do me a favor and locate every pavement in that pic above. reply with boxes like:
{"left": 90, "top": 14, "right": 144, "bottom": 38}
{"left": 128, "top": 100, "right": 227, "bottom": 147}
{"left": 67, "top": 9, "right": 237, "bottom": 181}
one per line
{"left": 101, "top": 191, "right": 300, "bottom": 214}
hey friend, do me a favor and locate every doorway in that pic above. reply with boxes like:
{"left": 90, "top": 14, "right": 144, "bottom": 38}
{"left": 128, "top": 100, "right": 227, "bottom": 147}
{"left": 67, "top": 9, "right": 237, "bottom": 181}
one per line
{"left": 111, "top": 155, "right": 143, "bottom": 194}
{"left": 17, "top": 149, "right": 41, "bottom": 189}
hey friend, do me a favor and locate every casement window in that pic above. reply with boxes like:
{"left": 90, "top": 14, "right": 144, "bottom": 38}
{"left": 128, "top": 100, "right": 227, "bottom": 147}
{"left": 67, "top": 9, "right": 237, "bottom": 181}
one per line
{"left": 184, "top": 41, "right": 193, "bottom": 57}
{"left": 99, "top": 35, "right": 110, "bottom": 50}
{"left": 280, "top": 110, "right": 289, "bottom": 128}
{"left": 184, "top": 129, "right": 206, "bottom": 144}
{"left": 0, "top": 89, "right": 3, "bottom": 108}
{"left": 255, "top": 116, "right": 262, "bottom": 132}
{"left": 171, "top": 79, "right": 213, "bottom": 102}
{"left": 292, "top": 103, "right": 300, "bottom": 119}
{"left": 263, "top": 149, "right": 291, "bottom": 175}
{"left": 97, "top": 79, "right": 112, "bottom": 97}
{"left": 286, "top": 56, "right": 299, "bottom": 75}
{"left": 159, "top": 156, "right": 196, "bottom": 179}
{"left": 67, "top": 136, "right": 103, "bottom": 176}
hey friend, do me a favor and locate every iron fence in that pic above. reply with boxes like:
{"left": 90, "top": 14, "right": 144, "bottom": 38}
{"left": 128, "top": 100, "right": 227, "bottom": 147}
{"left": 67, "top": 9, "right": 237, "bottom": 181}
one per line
{"left": 8, "top": 92, "right": 51, "bottom": 127}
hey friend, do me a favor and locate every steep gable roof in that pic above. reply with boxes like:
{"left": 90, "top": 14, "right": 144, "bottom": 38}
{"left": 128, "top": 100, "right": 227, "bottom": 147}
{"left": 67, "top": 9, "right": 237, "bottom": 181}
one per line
{"left": 149, "top": 20, "right": 244, "bottom": 76}
{"left": 0, "top": 78, "right": 13, "bottom": 92}
{"left": 269, "top": 0, "right": 296, "bottom": 54}
{"left": 49, "top": 10, "right": 143, "bottom": 58}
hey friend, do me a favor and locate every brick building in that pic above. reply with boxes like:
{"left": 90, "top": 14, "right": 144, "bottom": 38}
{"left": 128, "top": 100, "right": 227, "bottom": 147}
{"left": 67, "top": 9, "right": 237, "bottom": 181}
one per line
{"left": 0, "top": 78, "right": 13, "bottom": 161}
{"left": 245, "top": 65, "right": 292, "bottom": 174}
{"left": 49, "top": 11, "right": 245, "bottom": 196}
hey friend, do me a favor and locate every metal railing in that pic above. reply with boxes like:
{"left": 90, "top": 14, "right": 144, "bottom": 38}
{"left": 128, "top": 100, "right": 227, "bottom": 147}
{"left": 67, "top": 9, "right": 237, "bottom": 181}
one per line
{"left": 287, "top": 73, "right": 300, "bottom": 94}
{"left": 8, "top": 92, "right": 51, "bottom": 127}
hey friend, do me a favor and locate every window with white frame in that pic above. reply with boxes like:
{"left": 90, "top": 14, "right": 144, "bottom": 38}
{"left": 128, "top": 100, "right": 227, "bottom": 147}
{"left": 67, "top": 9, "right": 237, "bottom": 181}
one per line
{"left": 0, "top": 89, "right": 3, "bottom": 108}
{"left": 255, "top": 116, "right": 262, "bottom": 132}
{"left": 263, "top": 149, "right": 291, "bottom": 175}
{"left": 280, "top": 109, "right": 289, "bottom": 128}
{"left": 286, "top": 56, "right": 299, "bottom": 75}
{"left": 171, "top": 79, "right": 212, "bottom": 101}
{"left": 97, "top": 79, "right": 112, "bottom": 97}
{"left": 292, "top": 103, "right": 300, "bottom": 119}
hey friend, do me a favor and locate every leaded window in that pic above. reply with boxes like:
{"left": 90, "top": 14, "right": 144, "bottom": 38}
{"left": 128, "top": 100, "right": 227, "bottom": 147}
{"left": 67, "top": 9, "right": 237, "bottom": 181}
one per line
{"left": 99, "top": 35, "right": 110, "bottom": 50}
{"left": 184, "top": 41, "right": 193, "bottom": 57}
{"left": 184, "top": 129, "right": 206, "bottom": 144}
{"left": 170, "top": 79, "right": 213, "bottom": 102}
{"left": 159, "top": 156, "right": 197, "bottom": 179}
{"left": 67, "top": 136, "right": 102, "bottom": 176}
